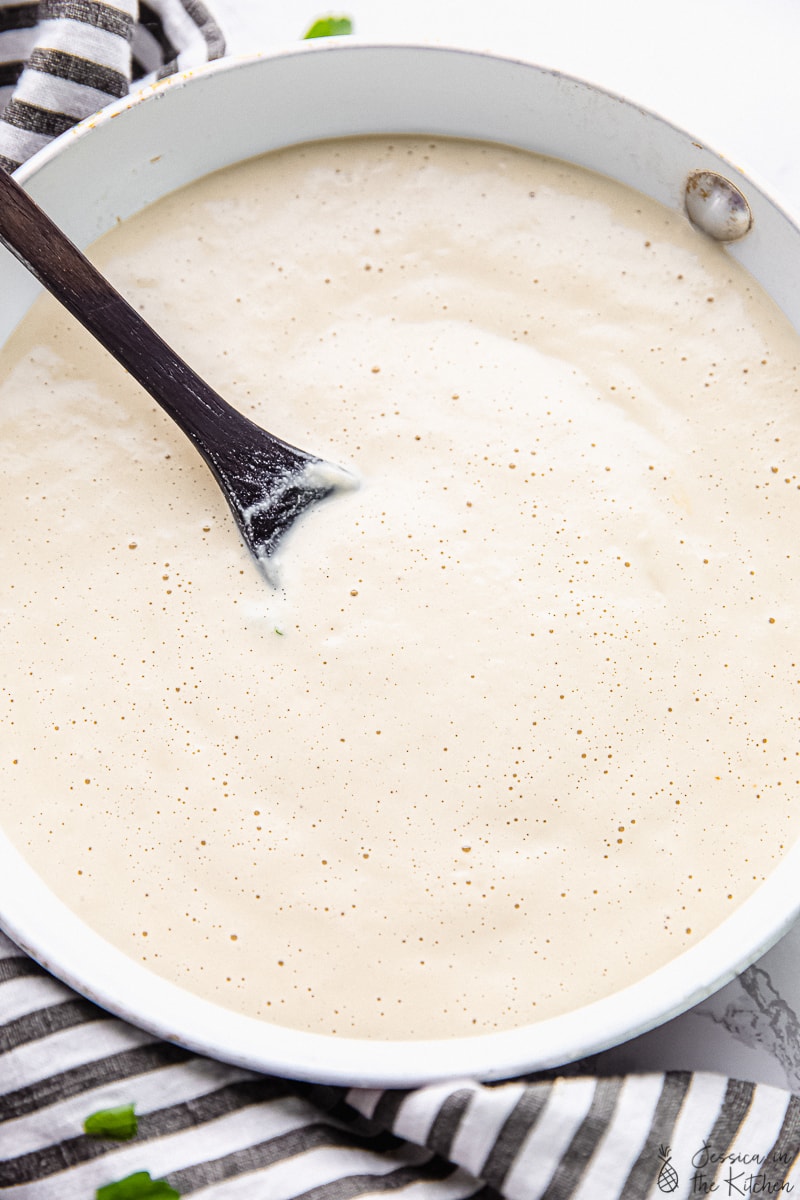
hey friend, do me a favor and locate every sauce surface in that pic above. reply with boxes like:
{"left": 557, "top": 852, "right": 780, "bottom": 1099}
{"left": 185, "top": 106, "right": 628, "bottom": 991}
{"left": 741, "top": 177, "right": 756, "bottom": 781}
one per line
{"left": 1, "top": 137, "right": 799, "bottom": 1038}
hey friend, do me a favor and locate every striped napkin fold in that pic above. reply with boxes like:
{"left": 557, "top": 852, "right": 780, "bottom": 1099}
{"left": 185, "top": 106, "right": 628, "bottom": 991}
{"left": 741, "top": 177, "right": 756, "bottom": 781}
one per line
{"left": 0, "top": 0, "right": 223, "bottom": 172}
{"left": 1, "top": 4, "right": 799, "bottom": 1197}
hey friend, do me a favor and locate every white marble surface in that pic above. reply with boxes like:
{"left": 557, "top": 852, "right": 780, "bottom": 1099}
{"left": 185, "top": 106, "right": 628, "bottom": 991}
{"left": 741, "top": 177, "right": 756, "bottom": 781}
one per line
{"left": 205, "top": 0, "right": 800, "bottom": 1089}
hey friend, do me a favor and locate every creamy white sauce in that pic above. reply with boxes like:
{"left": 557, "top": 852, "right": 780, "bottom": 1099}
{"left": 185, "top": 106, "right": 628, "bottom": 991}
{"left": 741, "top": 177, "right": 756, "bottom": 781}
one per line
{"left": 1, "top": 137, "right": 799, "bottom": 1039}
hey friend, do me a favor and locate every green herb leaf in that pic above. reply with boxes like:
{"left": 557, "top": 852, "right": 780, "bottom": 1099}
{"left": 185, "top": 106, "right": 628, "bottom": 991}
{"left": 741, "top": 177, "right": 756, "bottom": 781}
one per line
{"left": 96, "top": 1171, "right": 180, "bottom": 1200}
{"left": 303, "top": 15, "right": 353, "bottom": 38}
{"left": 83, "top": 1104, "right": 138, "bottom": 1141}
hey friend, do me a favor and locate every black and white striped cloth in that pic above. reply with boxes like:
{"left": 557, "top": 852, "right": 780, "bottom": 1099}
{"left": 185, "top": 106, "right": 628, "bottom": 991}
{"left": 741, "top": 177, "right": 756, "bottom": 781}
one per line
{"left": 2, "top": 927, "right": 800, "bottom": 1197}
{"left": 0, "top": 0, "right": 223, "bottom": 172}
{"left": 2, "top": 4, "right": 800, "bottom": 1195}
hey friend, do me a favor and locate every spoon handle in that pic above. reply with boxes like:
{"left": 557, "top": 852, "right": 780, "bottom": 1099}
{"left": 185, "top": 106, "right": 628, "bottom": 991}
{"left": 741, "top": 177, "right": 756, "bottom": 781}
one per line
{"left": 0, "top": 169, "right": 255, "bottom": 449}
{"left": 0, "top": 169, "right": 353, "bottom": 572}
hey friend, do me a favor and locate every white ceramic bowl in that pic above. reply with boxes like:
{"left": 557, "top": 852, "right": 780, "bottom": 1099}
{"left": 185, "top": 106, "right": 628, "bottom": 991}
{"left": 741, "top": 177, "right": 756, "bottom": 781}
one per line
{"left": 2, "top": 43, "right": 800, "bottom": 1085}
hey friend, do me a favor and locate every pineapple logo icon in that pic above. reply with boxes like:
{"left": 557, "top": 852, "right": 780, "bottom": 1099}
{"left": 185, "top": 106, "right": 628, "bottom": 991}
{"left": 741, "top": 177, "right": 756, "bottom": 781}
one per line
{"left": 657, "top": 1145, "right": 679, "bottom": 1193}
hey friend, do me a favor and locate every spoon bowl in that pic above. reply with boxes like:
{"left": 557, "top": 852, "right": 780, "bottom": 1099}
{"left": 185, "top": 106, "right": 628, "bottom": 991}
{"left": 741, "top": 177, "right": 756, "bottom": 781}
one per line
{"left": 0, "top": 167, "right": 355, "bottom": 577}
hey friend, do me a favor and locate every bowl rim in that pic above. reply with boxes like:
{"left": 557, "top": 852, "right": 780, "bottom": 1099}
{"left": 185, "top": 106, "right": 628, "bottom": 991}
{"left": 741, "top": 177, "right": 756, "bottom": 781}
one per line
{"left": 13, "top": 38, "right": 799, "bottom": 229}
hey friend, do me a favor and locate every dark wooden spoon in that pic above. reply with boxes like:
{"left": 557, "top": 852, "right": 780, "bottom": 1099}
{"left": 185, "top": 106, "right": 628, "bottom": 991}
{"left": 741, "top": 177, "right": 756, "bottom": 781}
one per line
{"left": 0, "top": 169, "right": 356, "bottom": 579}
